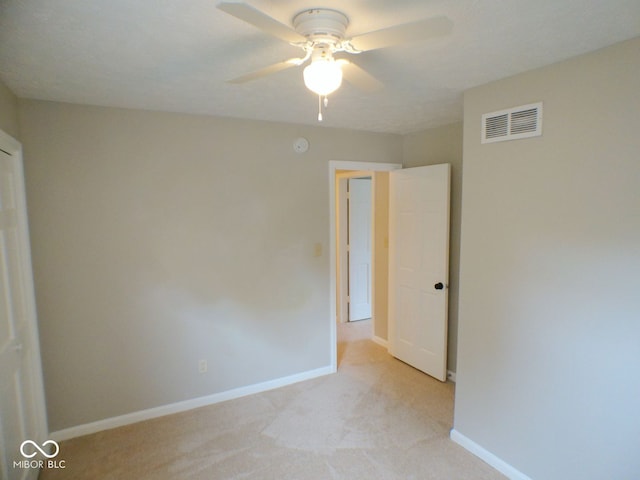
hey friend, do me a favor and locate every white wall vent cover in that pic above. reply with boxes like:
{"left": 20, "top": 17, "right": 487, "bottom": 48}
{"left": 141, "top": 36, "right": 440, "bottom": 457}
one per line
{"left": 481, "top": 102, "right": 543, "bottom": 144}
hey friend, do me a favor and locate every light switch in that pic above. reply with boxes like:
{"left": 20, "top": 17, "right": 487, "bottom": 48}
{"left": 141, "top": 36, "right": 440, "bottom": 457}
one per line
{"left": 314, "top": 243, "right": 322, "bottom": 257}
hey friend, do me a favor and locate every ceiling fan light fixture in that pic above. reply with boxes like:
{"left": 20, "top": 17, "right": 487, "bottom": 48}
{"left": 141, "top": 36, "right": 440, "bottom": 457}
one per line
{"left": 303, "top": 58, "right": 343, "bottom": 96}
{"left": 218, "top": 2, "right": 454, "bottom": 122}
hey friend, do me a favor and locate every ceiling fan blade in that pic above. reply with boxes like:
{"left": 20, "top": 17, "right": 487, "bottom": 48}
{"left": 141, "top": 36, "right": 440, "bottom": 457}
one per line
{"left": 338, "top": 59, "right": 384, "bottom": 92}
{"left": 217, "top": 2, "right": 305, "bottom": 44}
{"left": 349, "top": 16, "right": 453, "bottom": 52}
{"left": 227, "top": 58, "right": 303, "bottom": 84}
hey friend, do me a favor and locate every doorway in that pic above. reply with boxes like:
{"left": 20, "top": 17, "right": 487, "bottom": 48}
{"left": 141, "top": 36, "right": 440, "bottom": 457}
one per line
{"left": 328, "top": 161, "right": 402, "bottom": 372}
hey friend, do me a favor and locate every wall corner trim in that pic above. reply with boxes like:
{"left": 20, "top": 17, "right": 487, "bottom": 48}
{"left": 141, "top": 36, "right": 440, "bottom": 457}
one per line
{"left": 450, "top": 429, "right": 532, "bottom": 480}
{"left": 50, "top": 365, "right": 334, "bottom": 442}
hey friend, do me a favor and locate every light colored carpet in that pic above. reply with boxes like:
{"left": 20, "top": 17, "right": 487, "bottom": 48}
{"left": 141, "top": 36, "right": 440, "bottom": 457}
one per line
{"left": 40, "top": 321, "right": 505, "bottom": 479}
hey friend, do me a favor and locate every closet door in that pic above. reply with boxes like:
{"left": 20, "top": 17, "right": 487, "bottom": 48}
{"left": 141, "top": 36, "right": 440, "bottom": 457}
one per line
{"left": 0, "top": 131, "right": 48, "bottom": 480}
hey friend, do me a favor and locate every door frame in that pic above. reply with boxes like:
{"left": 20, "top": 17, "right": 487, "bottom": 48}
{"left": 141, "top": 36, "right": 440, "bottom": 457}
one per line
{"left": 0, "top": 129, "right": 48, "bottom": 468}
{"left": 328, "top": 160, "right": 401, "bottom": 371}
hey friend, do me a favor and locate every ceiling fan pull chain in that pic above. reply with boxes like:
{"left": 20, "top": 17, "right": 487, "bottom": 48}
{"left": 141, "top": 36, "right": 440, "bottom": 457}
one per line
{"left": 318, "top": 95, "right": 323, "bottom": 122}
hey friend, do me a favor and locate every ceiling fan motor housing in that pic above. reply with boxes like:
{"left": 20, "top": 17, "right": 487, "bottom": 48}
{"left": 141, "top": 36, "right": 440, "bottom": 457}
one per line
{"left": 293, "top": 8, "right": 349, "bottom": 47}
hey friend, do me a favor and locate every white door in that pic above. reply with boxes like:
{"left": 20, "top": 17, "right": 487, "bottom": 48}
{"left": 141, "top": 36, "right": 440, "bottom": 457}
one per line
{"left": 348, "top": 178, "right": 372, "bottom": 321}
{"left": 388, "top": 164, "right": 450, "bottom": 381}
{"left": 0, "top": 132, "right": 47, "bottom": 480}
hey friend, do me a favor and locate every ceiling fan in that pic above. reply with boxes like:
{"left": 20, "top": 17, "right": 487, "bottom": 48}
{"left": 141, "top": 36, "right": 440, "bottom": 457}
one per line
{"left": 217, "top": 2, "right": 453, "bottom": 121}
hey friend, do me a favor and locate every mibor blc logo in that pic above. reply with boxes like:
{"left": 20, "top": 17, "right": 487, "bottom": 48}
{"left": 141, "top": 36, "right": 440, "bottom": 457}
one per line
{"left": 14, "top": 440, "right": 66, "bottom": 470}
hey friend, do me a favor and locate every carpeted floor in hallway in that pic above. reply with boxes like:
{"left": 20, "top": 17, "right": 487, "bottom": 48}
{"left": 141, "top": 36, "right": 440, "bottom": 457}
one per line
{"left": 40, "top": 320, "right": 505, "bottom": 479}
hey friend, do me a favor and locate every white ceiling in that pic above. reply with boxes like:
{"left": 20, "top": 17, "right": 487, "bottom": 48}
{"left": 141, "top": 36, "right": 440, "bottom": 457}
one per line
{"left": 1, "top": 0, "right": 639, "bottom": 134}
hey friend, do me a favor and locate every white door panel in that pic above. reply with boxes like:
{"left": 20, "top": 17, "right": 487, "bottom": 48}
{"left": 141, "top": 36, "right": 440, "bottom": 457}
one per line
{"left": 348, "top": 178, "right": 372, "bottom": 321}
{"left": 389, "top": 164, "right": 450, "bottom": 381}
{"left": 0, "top": 135, "right": 47, "bottom": 480}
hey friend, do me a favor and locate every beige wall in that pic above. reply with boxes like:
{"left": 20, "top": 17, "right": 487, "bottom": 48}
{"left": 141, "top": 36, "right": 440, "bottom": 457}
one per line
{"left": 0, "top": 79, "right": 19, "bottom": 139}
{"left": 402, "top": 123, "right": 463, "bottom": 372}
{"left": 18, "top": 100, "right": 402, "bottom": 431}
{"left": 454, "top": 37, "right": 640, "bottom": 479}
{"left": 373, "top": 171, "right": 389, "bottom": 341}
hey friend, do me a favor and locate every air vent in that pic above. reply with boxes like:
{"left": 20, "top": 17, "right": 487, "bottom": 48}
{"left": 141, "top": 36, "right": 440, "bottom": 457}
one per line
{"left": 481, "top": 102, "right": 542, "bottom": 144}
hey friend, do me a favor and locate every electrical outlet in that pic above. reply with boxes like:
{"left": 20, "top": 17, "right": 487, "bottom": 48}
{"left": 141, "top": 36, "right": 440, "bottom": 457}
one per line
{"left": 198, "top": 359, "right": 207, "bottom": 374}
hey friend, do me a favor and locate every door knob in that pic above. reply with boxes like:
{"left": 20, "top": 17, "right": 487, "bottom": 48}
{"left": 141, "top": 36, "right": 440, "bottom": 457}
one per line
{"left": 434, "top": 282, "right": 444, "bottom": 290}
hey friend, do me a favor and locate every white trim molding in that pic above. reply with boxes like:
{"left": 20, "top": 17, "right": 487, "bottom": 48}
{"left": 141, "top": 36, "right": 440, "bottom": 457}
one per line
{"left": 450, "top": 429, "right": 532, "bottom": 480}
{"left": 51, "top": 366, "right": 334, "bottom": 442}
{"left": 446, "top": 370, "right": 456, "bottom": 382}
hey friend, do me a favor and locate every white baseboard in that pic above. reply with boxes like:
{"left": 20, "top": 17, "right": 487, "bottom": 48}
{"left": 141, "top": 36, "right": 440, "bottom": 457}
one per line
{"left": 372, "top": 335, "right": 388, "bottom": 348}
{"left": 50, "top": 365, "right": 334, "bottom": 442}
{"left": 446, "top": 370, "right": 456, "bottom": 382}
{"left": 450, "top": 429, "right": 532, "bottom": 480}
